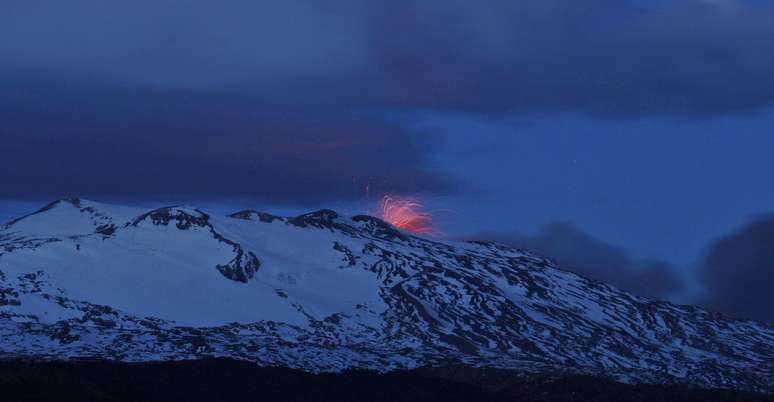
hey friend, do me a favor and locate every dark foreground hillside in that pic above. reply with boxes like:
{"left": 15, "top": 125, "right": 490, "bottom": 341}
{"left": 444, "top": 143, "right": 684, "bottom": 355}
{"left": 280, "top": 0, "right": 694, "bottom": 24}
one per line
{"left": 0, "top": 359, "right": 771, "bottom": 402}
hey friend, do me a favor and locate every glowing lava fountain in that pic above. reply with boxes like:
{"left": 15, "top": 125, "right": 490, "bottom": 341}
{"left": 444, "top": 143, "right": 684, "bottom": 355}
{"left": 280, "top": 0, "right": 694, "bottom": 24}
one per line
{"left": 377, "top": 195, "right": 435, "bottom": 235}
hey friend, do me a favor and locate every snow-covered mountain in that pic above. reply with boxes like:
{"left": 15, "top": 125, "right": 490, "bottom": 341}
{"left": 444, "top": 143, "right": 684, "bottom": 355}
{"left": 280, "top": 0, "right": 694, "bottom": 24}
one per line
{"left": 1, "top": 199, "right": 772, "bottom": 392}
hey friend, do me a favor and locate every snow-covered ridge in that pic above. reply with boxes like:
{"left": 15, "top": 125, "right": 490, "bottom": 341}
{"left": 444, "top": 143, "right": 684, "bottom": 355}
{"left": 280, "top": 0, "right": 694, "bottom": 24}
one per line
{"left": 1, "top": 199, "right": 773, "bottom": 393}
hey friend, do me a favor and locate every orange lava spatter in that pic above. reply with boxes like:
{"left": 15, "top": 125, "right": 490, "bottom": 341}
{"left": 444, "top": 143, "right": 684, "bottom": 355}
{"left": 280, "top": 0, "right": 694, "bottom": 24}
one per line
{"left": 377, "top": 195, "right": 434, "bottom": 235}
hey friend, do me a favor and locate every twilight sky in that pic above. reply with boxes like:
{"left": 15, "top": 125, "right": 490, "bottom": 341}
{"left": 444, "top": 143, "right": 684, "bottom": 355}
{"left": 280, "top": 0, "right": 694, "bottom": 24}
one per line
{"left": 2, "top": 0, "right": 774, "bottom": 322}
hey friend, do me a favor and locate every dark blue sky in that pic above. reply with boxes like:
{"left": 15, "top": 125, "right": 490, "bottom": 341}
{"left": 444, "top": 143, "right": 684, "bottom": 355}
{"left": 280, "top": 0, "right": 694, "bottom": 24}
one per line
{"left": 426, "top": 114, "right": 774, "bottom": 265}
{"left": 3, "top": 0, "right": 774, "bottom": 320}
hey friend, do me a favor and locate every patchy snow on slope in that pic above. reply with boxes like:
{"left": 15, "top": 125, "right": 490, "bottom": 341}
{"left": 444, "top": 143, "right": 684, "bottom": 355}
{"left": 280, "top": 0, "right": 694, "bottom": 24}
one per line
{"left": 1, "top": 200, "right": 773, "bottom": 393}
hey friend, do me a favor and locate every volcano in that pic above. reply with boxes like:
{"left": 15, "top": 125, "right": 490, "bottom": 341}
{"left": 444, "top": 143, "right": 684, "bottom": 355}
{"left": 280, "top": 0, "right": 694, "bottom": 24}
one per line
{"left": 1, "top": 199, "right": 772, "bottom": 394}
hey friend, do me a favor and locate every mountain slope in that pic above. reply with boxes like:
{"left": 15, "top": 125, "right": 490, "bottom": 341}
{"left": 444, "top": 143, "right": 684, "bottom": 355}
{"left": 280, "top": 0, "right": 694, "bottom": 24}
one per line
{"left": 1, "top": 199, "right": 772, "bottom": 392}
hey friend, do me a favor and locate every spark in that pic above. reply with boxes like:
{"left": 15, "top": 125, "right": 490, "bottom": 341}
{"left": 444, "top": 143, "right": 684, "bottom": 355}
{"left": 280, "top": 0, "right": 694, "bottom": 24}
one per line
{"left": 377, "top": 195, "right": 435, "bottom": 235}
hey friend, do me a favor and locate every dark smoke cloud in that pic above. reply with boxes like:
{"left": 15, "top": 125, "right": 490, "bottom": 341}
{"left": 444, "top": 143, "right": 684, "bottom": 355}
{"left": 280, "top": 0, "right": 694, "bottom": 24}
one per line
{"left": 3, "top": 1, "right": 773, "bottom": 116}
{"left": 472, "top": 222, "right": 685, "bottom": 300}
{"left": 0, "top": 72, "right": 452, "bottom": 204}
{"left": 369, "top": 0, "right": 774, "bottom": 115}
{"left": 698, "top": 214, "right": 774, "bottom": 324}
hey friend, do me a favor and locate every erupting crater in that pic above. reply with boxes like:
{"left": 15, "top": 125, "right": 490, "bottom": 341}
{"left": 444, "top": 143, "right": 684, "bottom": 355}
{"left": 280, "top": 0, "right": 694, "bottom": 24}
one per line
{"left": 376, "top": 195, "right": 435, "bottom": 235}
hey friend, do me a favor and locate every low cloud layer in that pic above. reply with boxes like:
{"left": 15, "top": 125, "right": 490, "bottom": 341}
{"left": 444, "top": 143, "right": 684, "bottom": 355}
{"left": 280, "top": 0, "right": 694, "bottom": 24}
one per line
{"left": 472, "top": 222, "right": 685, "bottom": 300}
{"left": 698, "top": 214, "right": 774, "bottom": 323}
{"left": 0, "top": 73, "right": 452, "bottom": 204}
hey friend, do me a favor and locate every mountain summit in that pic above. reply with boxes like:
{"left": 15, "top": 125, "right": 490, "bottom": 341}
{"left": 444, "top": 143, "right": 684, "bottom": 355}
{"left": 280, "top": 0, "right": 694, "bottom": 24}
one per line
{"left": 1, "top": 199, "right": 772, "bottom": 392}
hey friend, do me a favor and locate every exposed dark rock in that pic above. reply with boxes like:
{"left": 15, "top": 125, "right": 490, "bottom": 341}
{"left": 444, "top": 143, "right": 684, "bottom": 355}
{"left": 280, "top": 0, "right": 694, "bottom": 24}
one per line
{"left": 216, "top": 251, "right": 261, "bottom": 283}
{"left": 333, "top": 242, "right": 358, "bottom": 267}
{"left": 287, "top": 209, "right": 339, "bottom": 229}
{"left": 94, "top": 224, "right": 116, "bottom": 236}
{"left": 228, "top": 210, "right": 283, "bottom": 223}
{"left": 352, "top": 215, "right": 408, "bottom": 241}
{"left": 129, "top": 206, "right": 211, "bottom": 230}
